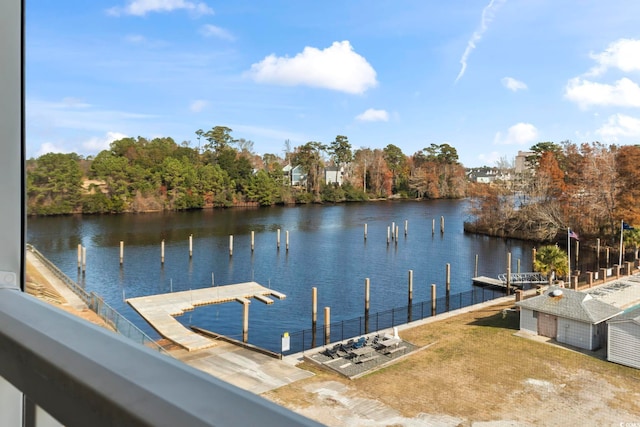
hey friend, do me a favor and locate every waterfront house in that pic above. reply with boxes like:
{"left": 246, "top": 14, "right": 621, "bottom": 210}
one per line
{"left": 324, "top": 166, "right": 344, "bottom": 186}
{"left": 282, "top": 164, "right": 306, "bottom": 187}
{"left": 516, "top": 287, "right": 622, "bottom": 350}
{"left": 607, "top": 306, "right": 640, "bottom": 369}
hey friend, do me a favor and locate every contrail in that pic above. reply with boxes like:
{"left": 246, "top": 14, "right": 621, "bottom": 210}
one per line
{"left": 455, "top": 0, "right": 506, "bottom": 83}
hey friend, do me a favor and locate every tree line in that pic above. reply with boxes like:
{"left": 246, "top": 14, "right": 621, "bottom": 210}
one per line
{"left": 26, "top": 126, "right": 466, "bottom": 215}
{"left": 466, "top": 141, "right": 640, "bottom": 245}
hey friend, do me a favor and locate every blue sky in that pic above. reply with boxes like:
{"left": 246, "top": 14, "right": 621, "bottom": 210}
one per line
{"left": 26, "top": 0, "right": 640, "bottom": 166}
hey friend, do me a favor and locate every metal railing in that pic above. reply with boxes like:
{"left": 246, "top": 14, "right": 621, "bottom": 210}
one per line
{"left": 27, "top": 244, "right": 165, "bottom": 353}
{"left": 283, "top": 286, "right": 504, "bottom": 355}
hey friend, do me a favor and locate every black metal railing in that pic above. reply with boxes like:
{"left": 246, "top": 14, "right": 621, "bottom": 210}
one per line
{"left": 283, "top": 286, "right": 504, "bottom": 355}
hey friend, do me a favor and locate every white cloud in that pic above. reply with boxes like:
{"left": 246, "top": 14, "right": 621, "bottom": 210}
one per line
{"left": 588, "top": 38, "right": 640, "bottom": 76}
{"left": 564, "top": 77, "right": 640, "bottom": 109}
{"left": 199, "top": 24, "right": 234, "bottom": 41}
{"left": 455, "top": 0, "right": 506, "bottom": 83}
{"left": 189, "top": 99, "right": 208, "bottom": 112}
{"left": 356, "top": 108, "right": 389, "bottom": 122}
{"left": 83, "top": 131, "right": 129, "bottom": 152}
{"left": 494, "top": 122, "right": 538, "bottom": 145}
{"left": 27, "top": 98, "right": 157, "bottom": 133}
{"left": 36, "top": 142, "right": 66, "bottom": 157}
{"left": 246, "top": 41, "right": 378, "bottom": 95}
{"left": 501, "top": 77, "right": 527, "bottom": 92}
{"left": 108, "top": 0, "right": 213, "bottom": 17}
{"left": 596, "top": 113, "right": 640, "bottom": 140}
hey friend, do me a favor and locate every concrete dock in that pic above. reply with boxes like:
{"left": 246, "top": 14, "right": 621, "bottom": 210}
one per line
{"left": 127, "top": 282, "right": 285, "bottom": 351}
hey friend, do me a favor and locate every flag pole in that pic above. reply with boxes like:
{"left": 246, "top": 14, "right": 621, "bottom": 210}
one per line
{"left": 619, "top": 219, "right": 624, "bottom": 266}
{"left": 567, "top": 227, "right": 571, "bottom": 286}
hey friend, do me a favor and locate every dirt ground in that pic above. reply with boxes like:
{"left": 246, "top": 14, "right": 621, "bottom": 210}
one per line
{"left": 264, "top": 303, "right": 640, "bottom": 426}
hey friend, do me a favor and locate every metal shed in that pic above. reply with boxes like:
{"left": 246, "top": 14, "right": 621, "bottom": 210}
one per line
{"left": 607, "top": 306, "right": 640, "bottom": 369}
{"left": 516, "top": 287, "right": 623, "bottom": 351}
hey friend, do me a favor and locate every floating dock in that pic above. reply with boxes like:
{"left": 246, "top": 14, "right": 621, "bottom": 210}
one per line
{"left": 127, "top": 282, "right": 285, "bottom": 351}
{"left": 472, "top": 276, "right": 506, "bottom": 288}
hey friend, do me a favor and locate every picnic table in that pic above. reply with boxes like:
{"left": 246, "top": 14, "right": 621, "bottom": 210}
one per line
{"left": 349, "top": 346, "right": 377, "bottom": 363}
{"left": 378, "top": 337, "right": 401, "bottom": 349}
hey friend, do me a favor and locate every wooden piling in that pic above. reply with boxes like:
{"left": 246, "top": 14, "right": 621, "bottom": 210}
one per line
{"left": 506, "top": 252, "right": 512, "bottom": 296}
{"left": 161, "top": 240, "right": 165, "bottom": 265}
{"left": 404, "top": 220, "right": 408, "bottom": 236}
{"left": 407, "top": 271, "right": 413, "bottom": 322}
{"left": 432, "top": 219, "right": 435, "bottom": 235}
{"left": 81, "top": 246, "right": 86, "bottom": 273}
{"left": 312, "top": 287, "right": 318, "bottom": 347}
{"left": 324, "top": 307, "right": 331, "bottom": 345}
{"left": 440, "top": 216, "right": 444, "bottom": 234}
{"left": 242, "top": 301, "right": 249, "bottom": 343}
{"left": 119, "top": 241, "right": 124, "bottom": 265}
{"left": 364, "top": 279, "right": 370, "bottom": 314}
{"left": 77, "top": 244, "right": 82, "bottom": 269}
{"left": 311, "top": 287, "right": 317, "bottom": 328}
{"left": 251, "top": 231, "right": 255, "bottom": 252}
{"left": 387, "top": 226, "right": 390, "bottom": 245}
{"left": 391, "top": 222, "right": 395, "bottom": 240}
{"left": 229, "top": 235, "right": 233, "bottom": 256}
{"left": 474, "top": 254, "right": 479, "bottom": 278}
{"left": 277, "top": 229, "right": 281, "bottom": 250}
{"left": 445, "top": 263, "right": 450, "bottom": 295}
{"left": 286, "top": 230, "right": 289, "bottom": 252}
{"left": 364, "top": 223, "right": 368, "bottom": 241}
{"left": 189, "top": 234, "right": 193, "bottom": 258}
{"left": 431, "top": 284, "right": 436, "bottom": 316}
{"left": 395, "top": 226, "right": 399, "bottom": 243}
{"left": 365, "top": 278, "right": 370, "bottom": 333}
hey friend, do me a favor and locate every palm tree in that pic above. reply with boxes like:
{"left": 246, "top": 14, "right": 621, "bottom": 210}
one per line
{"left": 623, "top": 228, "right": 640, "bottom": 261}
{"left": 534, "top": 245, "right": 568, "bottom": 284}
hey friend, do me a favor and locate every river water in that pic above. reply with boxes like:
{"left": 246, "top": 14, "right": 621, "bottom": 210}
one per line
{"left": 27, "top": 200, "right": 535, "bottom": 351}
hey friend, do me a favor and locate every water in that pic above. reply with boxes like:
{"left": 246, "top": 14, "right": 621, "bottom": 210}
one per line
{"left": 27, "top": 200, "right": 535, "bottom": 351}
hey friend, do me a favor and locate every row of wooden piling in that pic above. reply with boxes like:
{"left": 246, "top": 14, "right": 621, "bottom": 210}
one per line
{"left": 82, "top": 218, "right": 445, "bottom": 267}
{"left": 311, "top": 267, "right": 455, "bottom": 345}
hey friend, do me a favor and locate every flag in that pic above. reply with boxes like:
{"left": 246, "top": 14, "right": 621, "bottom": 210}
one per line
{"left": 623, "top": 222, "right": 634, "bottom": 231}
{"left": 569, "top": 229, "right": 579, "bottom": 240}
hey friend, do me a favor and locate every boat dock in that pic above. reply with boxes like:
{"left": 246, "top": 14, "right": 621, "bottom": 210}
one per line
{"left": 472, "top": 276, "right": 506, "bottom": 288}
{"left": 127, "top": 282, "right": 286, "bottom": 351}
{"left": 473, "top": 272, "right": 548, "bottom": 290}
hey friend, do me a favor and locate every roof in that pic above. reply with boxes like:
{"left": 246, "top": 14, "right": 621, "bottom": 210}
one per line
{"left": 585, "top": 274, "right": 640, "bottom": 309}
{"left": 607, "top": 305, "right": 640, "bottom": 325}
{"left": 516, "top": 286, "right": 623, "bottom": 324}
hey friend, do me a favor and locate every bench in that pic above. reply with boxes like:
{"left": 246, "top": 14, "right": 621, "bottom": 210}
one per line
{"left": 356, "top": 355, "right": 379, "bottom": 364}
{"left": 385, "top": 345, "right": 406, "bottom": 355}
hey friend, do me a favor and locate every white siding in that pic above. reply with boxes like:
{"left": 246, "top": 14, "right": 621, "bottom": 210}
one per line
{"left": 557, "top": 317, "right": 594, "bottom": 350}
{"left": 519, "top": 309, "right": 537, "bottom": 333}
{"left": 608, "top": 322, "right": 640, "bottom": 369}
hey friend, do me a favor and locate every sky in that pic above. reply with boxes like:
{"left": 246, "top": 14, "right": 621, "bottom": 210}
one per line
{"left": 26, "top": 0, "right": 640, "bottom": 167}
